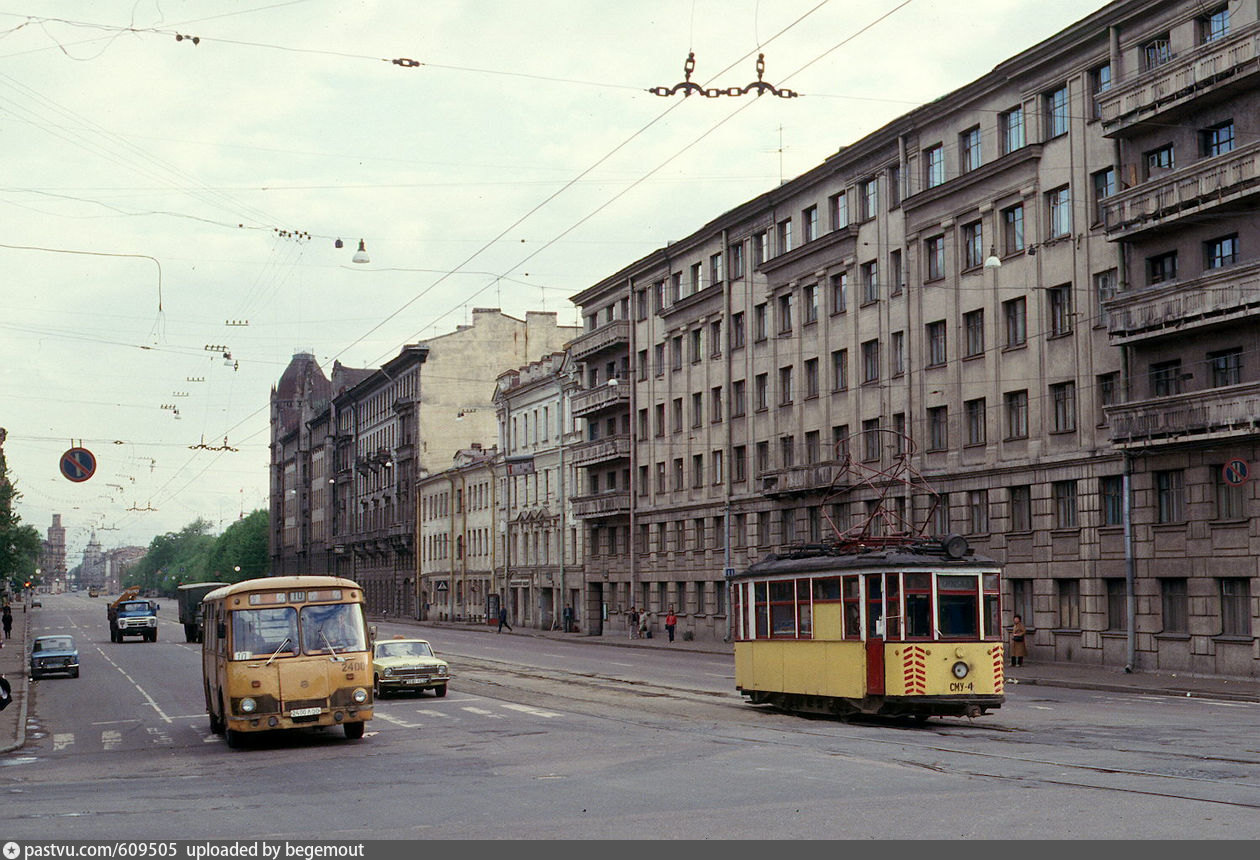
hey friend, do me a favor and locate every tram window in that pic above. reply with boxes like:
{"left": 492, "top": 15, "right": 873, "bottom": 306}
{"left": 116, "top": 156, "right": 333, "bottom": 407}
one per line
{"left": 813, "top": 577, "right": 842, "bottom": 601}
{"left": 938, "top": 575, "right": 979, "bottom": 638}
{"left": 866, "top": 574, "right": 884, "bottom": 638}
{"left": 983, "top": 573, "right": 1000, "bottom": 639}
{"left": 886, "top": 575, "right": 901, "bottom": 638}
{"left": 796, "top": 580, "right": 812, "bottom": 637}
{"left": 842, "top": 576, "right": 861, "bottom": 638}
{"left": 754, "top": 583, "right": 769, "bottom": 638}
{"left": 769, "top": 581, "right": 796, "bottom": 636}
{"left": 905, "top": 573, "right": 932, "bottom": 638}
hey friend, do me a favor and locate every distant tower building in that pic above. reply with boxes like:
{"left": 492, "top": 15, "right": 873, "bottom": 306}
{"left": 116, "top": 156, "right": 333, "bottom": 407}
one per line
{"left": 39, "top": 514, "right": 68, "bottom": 591}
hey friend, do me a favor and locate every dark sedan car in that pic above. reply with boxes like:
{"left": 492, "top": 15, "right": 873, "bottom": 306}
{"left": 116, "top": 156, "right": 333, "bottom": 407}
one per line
{"left": 30, "top": 635, "right": 79, "bottom": 679}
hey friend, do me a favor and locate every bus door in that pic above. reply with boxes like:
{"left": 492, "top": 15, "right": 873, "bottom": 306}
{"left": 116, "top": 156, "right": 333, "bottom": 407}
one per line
{"left": 865, "top": 574, "right": 885, "bottom": 695}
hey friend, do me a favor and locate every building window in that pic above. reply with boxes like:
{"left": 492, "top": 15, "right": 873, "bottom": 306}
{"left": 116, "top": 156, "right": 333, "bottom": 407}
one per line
{"left": 1145, "top": 143, "right": 1174, "bottom": 176}
{"left": 1003, "top": 297, "right": 1027, "bottom": 347}
{"left": 778, "top": 294, "right": 793, "bottom": 333}
{"left": 1005, "top": 390, "right": 1028, "bottom": 439}
{"left": 931, "top": 494, "right": 950, "bottom": 535}
{"left": 1208, "top": 348, "right": 1242, "bottom": 387}
{"left": 777, "top": 218, "right": 793, "bottom": 255}
{"left": 708, "top": 253, "right": 723, "bottom": 289}
{"left": 1090, "top": 63, "right": 1112, "bottom": 119}
{"left": 756, "top": 441, "right": 770, "bottom": 475}
{"left": 925, "top": 235, "right": 945, "bottom": 280}
{"left": 829, "top": 191, "right": 848, "bottom": 229}
{"left": 688, "top": 262, "right": 702, "bottom": 296}
{"left": 754, "top": 303, "right": 767, "bottom": 341}
{"left": 654, "top": 403, "right": 665, "bottom": 437}
{"left": 1155, "top": 470, "right": 1185, "bottom": 523}
{"left": 926, "top": 320, "right": 947, "bottom": 367}
{"left": 1002, "top": 204, "right": 1024, "bottom": 255}
{"left": 803, "top": 284, "right": 818, "bottom": 324}
{"left": 831, "top": 349, "right": 848, "bottom": 391}
{"left": 729, "top": 241, "right": 744, "bottom": 280}
{"left": 691, "top": 391, "right": 703, "bottom": 428}
{"left": 779, "top": 366, "right": 794, "bottom": 405}
{"left": 861, "top": 340, "right": 880, "bottom": 384}
{"left": 1044, "top": 84, "right": 1069, "bottom": 138}
{"left": 805, "top": 430, "right": 820, "bottom": 465}
{"left": 924, "top": 143, "right": 944, "bottom": 188}
{"left": 804, "top": 358, "right": 819, "bottom": 399}
{"left": 1097, "top": 371, "right": 1118, "bottom": 424}
{"left": 780, "top": 435, "right": 795, "bottom": 469}
{"left": 830, "top": 272, "right": 848, "bottom": 314}
{"left": 1204, "top": 234, "right": 1239, "bottom": 270}
{"left": 887, "top": 165, "right": 901, "bottom": 208}
{"left": 889, "top": 249, "right": 903, "bottom": 296}
{"left": 1000, "top": 106, "right": 1025, "bottom": 155}
{"left": 861, "top": 260, "right": 879, "bottom": 303}
{"left": 752, "top": 231, "right": 767, "bottom": 266}
{"left": 733, "top": 446, "right": 747, "bottom": 483}
{"left": 670, "top": 271, "right": 683, "bottom": 303}
{"left": 1101, "top": 475, "right": 1124, "bottom": 525}
{"left": 890, "top": 331, "right": 905, "bottom": 377}
{"left": 653, "top": 343, "right": 665, "bottom": 377}
{"left": 689, "top": 328, "right": 702, "bottom": 363}
{"left": 754, "top": 373, "right": 768, "bottom": 411}
{"left": 1199, "top": 6, "right": 1230, "bottom": 43}
{"left": 673, "top": 458, "right": 684, "bottom": 491}
{"left": 672, "top": 398, "right": 683, "bottom": 433}
{"left": 1050, "top": 381, "right": 1076, "bottom": 432}
{"left": 960, "top": 126, "right": 982, "bottom": 173}
{"left": 967, "top": 490, "right": 989, "bottom": 534}
{"left": 860, "top": 178, "right": 878, "bottom": 220}
{"left": 965, "top": 398, "right": 986, "bottom": 446}
{"left": 1143, "top": 34, "right": 1172, "bottom": 71}
{"left": 1106, "top": 579, "right": 1126, "bottom": 631}
{"left": 1094, "top": 269, "right": 1118, "bottom": 322}
{"left": 1149, "top": 359, "right": 1182, "bottom": 397}
{"left": 671, "top": 336, "right": 683, "bottom": 370}
{"left": 1161, "top": 578, "right": 1187, "bottom": 633}
{"left": 832, "top": 425, "right": 849, "bottom": 461}
{"left": 653, "top": 281, "right": 665, "bottom": 311}
{"left": 1047, "top": 186, "right": 1071, "bottom": 238}
{"left": 964, "top": 309, "right": 984, "bottom": 358}
{"left": 1057, "top": 580, "right": 1081, "bottom": 629}
{"left": 1009, "top": 485, "right": 1031, "bottom": 532}
{"left": 731, "top": 379, "right": 746, "bottom": 417}
{"left": 802, "top": 205, "right": 818, "bottom": 243}
{"left": 962, "top": 220, "right": 984, "bottom": 270}
{"left": 1048, "top": 285, "right": 1073, "bottom": 336}
{"left": 927, "top": 406, "right": 948, "bottom": 451}
{"left": 1220, "top": 578, "right": 1251, "bottom": 636}
{"left": 1053, "top": 480, "right": 1078, "bottom": 528}
{"left": 710, "top": 386, "right": 723, "bottom": 423}
{"left": 1146, "top": 250, "right": 1177, "bottom": 285}
{"left": 692, "top": 454, "right": 704, "bottom": 488}
{"left": 1092, "top": 167, "right": 1115, "bottom": 225}
{"left": 861, "top": 419, "right": 880, "bottom": 462}
{"left": 1214, "top": 464, "right": 1246, "bottom": 520}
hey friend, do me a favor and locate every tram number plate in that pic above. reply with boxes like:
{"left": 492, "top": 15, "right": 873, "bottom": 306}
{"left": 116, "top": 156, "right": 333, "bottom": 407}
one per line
{"left": 289, "top": 707, "right": 321, "bottom": 717}
{"left": 949, "top": 682, "right": 975, "bottom": 692}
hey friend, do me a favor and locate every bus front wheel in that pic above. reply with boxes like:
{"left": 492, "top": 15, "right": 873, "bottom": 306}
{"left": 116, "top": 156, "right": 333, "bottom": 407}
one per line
{"left": 344, "top": 721, "right": 365, "bottom": 740}
{"left": 225, "top": 728, "right": 245, "bottom": 749}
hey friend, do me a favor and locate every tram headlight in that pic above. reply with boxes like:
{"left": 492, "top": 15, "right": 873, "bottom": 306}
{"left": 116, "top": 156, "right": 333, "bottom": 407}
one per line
{"left": 352, "top": 687, "right": 368, "bottom": 704}
{"left": 951, "top": 661, "right": 970, "bottom": 680}
{"left": 240, "top": 697, "right": 258, "bottom": 714}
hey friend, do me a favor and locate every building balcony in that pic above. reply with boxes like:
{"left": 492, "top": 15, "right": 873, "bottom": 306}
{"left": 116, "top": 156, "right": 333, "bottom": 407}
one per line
{"left": 1105, "top": 382, "right": 1260, "bottom": 448}
{"left": 758, "top": 461, "right": 849, "bottom": 498}
{"left": 571, "top": 490, "right": 631, "bottom": 519}
{"left": 1105, "top": 260, "right": 1260, "bottom": 344}
{"left": 567, "top": 320, "right": 630, "bottom": 362}
{"left": 1102, "top": 139, "right": 1260, "bottom": 239}
{"left": 570, "top": 382, "right": 630, "bottom": 418}
{"left": 569, "top": 434, "right": 631, "bottom": 468}
{"left": 1098, "top": 25, "right": 1260, "bottom": 136}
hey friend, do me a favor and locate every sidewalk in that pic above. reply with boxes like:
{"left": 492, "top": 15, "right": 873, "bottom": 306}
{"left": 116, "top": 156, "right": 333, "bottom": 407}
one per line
{"left": 0, "top": 597, "right": 31, "bottom": 754}
{"left": 405, "top": 616, "right": 1260, "bottom": 704}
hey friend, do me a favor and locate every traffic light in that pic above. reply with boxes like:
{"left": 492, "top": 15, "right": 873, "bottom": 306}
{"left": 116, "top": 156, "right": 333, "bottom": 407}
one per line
{"left": 24, "top": 581, "right": 31, "bottom": 588}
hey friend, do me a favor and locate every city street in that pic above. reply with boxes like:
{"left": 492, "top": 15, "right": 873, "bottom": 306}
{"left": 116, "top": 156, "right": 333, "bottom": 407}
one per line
{"left": 3, "top": 592, "right": 1259, "bottom": 839}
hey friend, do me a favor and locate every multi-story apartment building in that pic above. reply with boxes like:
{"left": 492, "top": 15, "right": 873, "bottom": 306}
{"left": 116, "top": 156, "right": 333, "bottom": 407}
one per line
{"left": 38, "top": 514, "right": 67, "bottom": 591}
{"left": 567, "top": 0, "right": 1257, "bottom": 676}
{"left": 493, "top": 352, "right": 584, "bottom": 631}
{"left": 418, "top": 444, "right": 499, "bottom": 623}
{"left": 270, "top": 309, "right": 580, "bottom": 617}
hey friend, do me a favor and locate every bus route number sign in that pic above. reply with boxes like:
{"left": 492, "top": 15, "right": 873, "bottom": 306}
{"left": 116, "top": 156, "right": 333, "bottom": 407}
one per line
{"left": 1223, "top": 459, "right": 1249, "bottom": 486}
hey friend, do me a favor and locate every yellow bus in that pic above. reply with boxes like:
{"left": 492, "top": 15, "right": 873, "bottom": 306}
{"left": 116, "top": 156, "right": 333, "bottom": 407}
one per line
{"left": 201, "top": 576, "right": 373, "bottom": 747}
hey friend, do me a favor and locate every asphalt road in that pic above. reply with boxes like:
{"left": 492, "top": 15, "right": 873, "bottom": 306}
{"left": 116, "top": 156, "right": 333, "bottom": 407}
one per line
{"left": 3, "top": 592, "right": 1259, "bottom": 840}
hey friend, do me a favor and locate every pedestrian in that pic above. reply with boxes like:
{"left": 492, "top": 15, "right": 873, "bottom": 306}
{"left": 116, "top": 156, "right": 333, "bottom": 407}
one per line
{"left": 0, "top": 673, "right": 11, "bottom": 711}
{"left": 497, "top": 606, "right": 512, "bottom": 633}
{"left": 665, "top": 605, "right": 677, "bottom": 643}
{"left": 627, "top": 606, "right": 638, "bottom": 639}
{"left": 639, "top": 609, "right": 650, "bottom": 639}
{"left": 2, "top": 604, "right": 11, "bottom": 640}
{"left": 1010, "top": 614, "right": 1027, "bottom": 667}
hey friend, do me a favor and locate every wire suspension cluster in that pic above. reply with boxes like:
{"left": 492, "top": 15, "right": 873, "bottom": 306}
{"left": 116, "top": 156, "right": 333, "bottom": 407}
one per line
{"left": 650, "top": 52, "right": 797, "bottom": 98}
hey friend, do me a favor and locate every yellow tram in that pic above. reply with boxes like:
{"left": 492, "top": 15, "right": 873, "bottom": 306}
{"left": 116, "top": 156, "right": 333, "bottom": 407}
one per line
{"left": 730, "top": 535, "right": 1005, "bottom": 720}
{"left": 201, "top": 576, "right": 373, "bottom": 747}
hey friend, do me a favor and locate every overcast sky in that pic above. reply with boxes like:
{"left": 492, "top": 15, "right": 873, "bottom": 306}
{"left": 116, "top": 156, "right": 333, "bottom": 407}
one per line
{"left": 0, "top": 0, "right": 1109, "bottom": 566}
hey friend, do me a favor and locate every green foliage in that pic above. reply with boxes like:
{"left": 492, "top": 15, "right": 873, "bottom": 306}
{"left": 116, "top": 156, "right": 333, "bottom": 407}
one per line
{"left": 124, "top": 511, "right": 268, "bottom": 594}
{"left": 0, "top": 444, "right": 42, "bottom": 594}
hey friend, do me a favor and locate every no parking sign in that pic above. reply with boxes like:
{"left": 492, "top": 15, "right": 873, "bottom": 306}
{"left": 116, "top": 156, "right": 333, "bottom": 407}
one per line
{"left": 1222, "top": 458, "right": 1249, "bottom": 486}
{"left": 60, "top": 446, "right": 96, "bottom": 482}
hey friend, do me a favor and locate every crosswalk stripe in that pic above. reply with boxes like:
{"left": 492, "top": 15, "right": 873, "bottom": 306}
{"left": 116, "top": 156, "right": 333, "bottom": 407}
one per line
{"left": 101, "top": 730, "right": 122, "bottom": 750}
{"left": 460, "top": 706, "right": 503, "bottom": 719}
{"left": 375, "top": 712, "right": 422, "bottom": 729}
{"left": 500, "top": 703, "right": 562, "bottom": 718}
{"left": 53, "top": 733, "right": 74, "bottom": 751}
{"left": 414, "top": 708, "right": 450, "bottom": 718}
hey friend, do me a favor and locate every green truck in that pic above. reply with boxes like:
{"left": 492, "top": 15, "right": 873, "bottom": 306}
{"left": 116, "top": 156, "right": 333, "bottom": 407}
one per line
{"left": 177, "top": 582, "right": 229, "bottom": 642}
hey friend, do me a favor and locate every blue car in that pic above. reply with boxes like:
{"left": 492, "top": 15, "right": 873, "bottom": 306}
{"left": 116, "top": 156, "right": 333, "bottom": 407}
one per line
{"left": 30, "top": 635, "right": 79, "bottom": 679}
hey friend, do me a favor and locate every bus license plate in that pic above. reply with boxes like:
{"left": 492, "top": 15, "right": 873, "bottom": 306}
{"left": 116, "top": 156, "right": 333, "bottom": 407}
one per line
{"left": 289, "top": 707, "right": 321, "bottom": 717}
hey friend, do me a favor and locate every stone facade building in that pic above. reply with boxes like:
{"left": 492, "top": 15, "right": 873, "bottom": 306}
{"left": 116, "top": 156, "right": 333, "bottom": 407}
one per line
{"left": 565, "top": 0, "right": 1258, "bottom": 675}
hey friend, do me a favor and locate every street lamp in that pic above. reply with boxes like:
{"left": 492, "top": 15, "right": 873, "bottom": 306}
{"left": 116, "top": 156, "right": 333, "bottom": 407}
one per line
{"left": 984, "top": 245, "right": 1002, "bottom": 270}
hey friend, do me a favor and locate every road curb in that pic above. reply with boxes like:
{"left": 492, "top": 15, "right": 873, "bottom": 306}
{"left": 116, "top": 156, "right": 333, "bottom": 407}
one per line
{"left": 1010, "top": 676, "right": 1260, "bottom": 703}
{"left": 0, "top": 607, "right": 31, "bottom": 754}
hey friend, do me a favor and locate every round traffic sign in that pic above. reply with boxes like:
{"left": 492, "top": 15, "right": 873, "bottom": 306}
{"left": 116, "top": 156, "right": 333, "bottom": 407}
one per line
{"left": 60, "top": 447, "right": 97, "bottom": 482}
{"left": 1222, "top": 458, "right": 1249, "bottom": 486}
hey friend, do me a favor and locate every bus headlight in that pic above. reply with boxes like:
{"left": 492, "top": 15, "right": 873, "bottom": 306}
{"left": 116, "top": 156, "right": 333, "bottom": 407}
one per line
{"left": 951, "top": 661, "right": 969, "bottom": 680}
{"left": 352, "top": 688, "right": 368, "bottom": 704}
{"left": 240, "top": 697, "right": 258, "bottom": 714}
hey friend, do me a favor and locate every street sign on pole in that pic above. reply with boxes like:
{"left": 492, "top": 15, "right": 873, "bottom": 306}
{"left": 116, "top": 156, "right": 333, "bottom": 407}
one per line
{"left": 1223, "top": 459, "right": 1249, "bottom": 486}
{"left": 60, "top": 447, "right": 96, "bottom": 482}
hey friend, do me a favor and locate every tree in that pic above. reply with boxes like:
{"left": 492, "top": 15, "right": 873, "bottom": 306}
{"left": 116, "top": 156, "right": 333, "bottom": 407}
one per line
{"left": 124, "top": 511, "right": 268, "bottom": 594}
{"left": 0, "top": 431, "right": 42, "bottom": 595}
{"left": 206, "top": 510, "right": 268, "bottom": 583}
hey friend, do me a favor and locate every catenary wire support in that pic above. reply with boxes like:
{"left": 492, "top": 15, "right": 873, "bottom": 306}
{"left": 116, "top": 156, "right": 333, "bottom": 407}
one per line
{"left": 650, "top": 51, "right": 798, "bottom": 98}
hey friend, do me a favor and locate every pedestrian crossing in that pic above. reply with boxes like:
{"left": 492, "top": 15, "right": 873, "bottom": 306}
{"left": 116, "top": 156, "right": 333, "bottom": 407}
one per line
{"left": 16, "top": 696, "right": 569, "bottom": 757}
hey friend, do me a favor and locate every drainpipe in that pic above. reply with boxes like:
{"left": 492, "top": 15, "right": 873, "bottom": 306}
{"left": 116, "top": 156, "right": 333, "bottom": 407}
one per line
{"left": 1123, "top": 451, "right": 1136, "bottom": 673}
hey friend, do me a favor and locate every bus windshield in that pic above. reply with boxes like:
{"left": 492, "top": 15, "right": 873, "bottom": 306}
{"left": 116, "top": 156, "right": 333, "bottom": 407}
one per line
{"left": 300, "top": 603, "right": 367, "bottom": 655}
{"left": 232, "top": 607, "right": 299, "bottom": 659}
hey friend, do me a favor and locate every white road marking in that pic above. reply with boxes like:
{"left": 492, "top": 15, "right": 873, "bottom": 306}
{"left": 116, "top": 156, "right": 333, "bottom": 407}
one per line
{"left": 93, "top": 646, "right": 173, "bottom": 724}
{"left": 414, "top": 709, "right": 451, "bottom": 718}
{"left": 53, "top": 733, "right": 74, "bottom": 751}
{"left": 461, "top": 707, "right": 503, "bottom": 719}
{"left": 500, "top": 703, "right": 562, "bottom": 718}
{"left": 101, "top": 730, "right": 122, "bottom": 750}
{"left": 375, "top": 712, "right": 422, "bottom": 729}
{"left": 1030, "top": 705, "right": 1054, "bottom": 710}
{"left": 606, "top": 661, "right": 633, "bottom": 667}
{"left": 91, "top": 719, "right": 140, "bottom": 726}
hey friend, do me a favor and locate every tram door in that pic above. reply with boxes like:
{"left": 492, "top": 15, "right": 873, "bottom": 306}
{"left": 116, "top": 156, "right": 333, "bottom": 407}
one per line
{"left": 865, "top": 574, "right": 885, "bottom": 695}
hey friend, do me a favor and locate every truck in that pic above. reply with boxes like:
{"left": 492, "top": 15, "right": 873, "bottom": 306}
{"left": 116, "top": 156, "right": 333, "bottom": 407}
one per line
{"left": 177, "top": 581, "right": 228, "bottom": 642}
{"left": 107, "top": 586, "right": 159, "bottom": 642}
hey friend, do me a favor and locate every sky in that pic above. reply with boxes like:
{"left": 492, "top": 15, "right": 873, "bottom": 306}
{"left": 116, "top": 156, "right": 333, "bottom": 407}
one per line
{"left": 0, "top": 0, "right": 1111, "bottom": 568}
